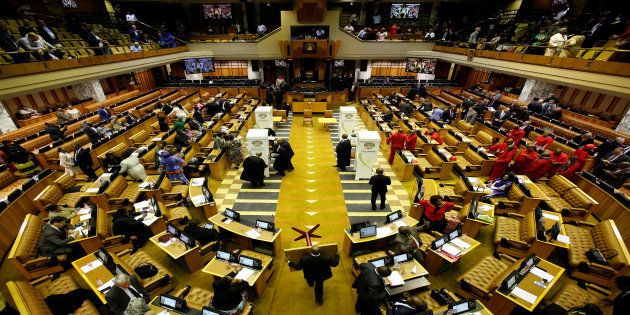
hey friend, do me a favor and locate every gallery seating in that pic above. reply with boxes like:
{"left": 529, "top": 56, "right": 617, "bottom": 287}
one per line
{"left": 416, "top": 148, "right": 455, "bottom": 180}
{"left": 95, "top": 207, "right": 134, "bottom": 253}
{"left": 33, "top": 183, "right": 85, "bottom": 213}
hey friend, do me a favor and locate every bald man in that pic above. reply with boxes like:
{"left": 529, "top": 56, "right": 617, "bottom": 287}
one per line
{"left": 288, "top": 245, "right": 340, "bottom": 305}
{"left": 390, "top": 224, "right": 430, "bottom": 262}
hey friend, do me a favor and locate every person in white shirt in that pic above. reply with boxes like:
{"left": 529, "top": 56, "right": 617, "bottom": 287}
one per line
{"left": 257, "top": 24, "right": 267, "bottom": 36}
{"left": 58, "top": 147, "right": 78, "bottom": 176}
{"left": 169, "top": 104, "right": 189, "bottom": 119}
{"left": 18, "top": 32, "right": 63, "bottom": 60}
{"left": 65, "top": 105, "right": 81, "bottom": 119}
{"left": 424, "top": 29, "right": 435, "bottom": 40}
{"left": 376, "top": 29, "right": 388, "bottom": 41}
{"left": 344, "top": 24, "right": 354, "bottom": 32}
{"left": 545, "top": 27, "right": 568, "bottom": 56}
{"left": 18, "top": 105, "right": 39, "bottom": 118}
{"left": 126, "top": 12, "right": 137, "bottom": 23}
{"left": 357, "top": 27, "right": 368, "bottom": 39}
{"left": 130, "top": 41, "right": 142, "bottom": 52}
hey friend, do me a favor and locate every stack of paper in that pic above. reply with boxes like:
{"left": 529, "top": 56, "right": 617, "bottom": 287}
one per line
{"left": 142, "top": 215, "right": 158, "bottom": 226}
{"left": 511, "top": 286, "right": 538, "bottom": 304}
{"left": 387, "top": 271, "right": 405, "bottom": 286}
{"left": 235, "top": 268, "right": 255, "bottom": 282}
{"left": 157, "top": 311, "right": 171, "bottom": 315}
{"left": 480, "top": 204, "right": 493, "bottom": 212}
{"left": 77, "top": 207, "right": 91, "bottom": 215}
{"left": 441, "top": 243, "right": 462, "bottom": 257}
{"left": 80, "top": 259, "right": 103, "bottom": 273}
{"left": 393, "top": 220, "right": 408, "bottom": 228}
{"left": 79, "top": 214, "right": 92, "bottom": 222}
{"left": 542, "top": 212, "right": 560, "bottom": 221}
{"left": 191, "top": 195, "right": 207, "bottom": 205}
{"left": 556, "top": 234, "right": 571, "bottom": 244}
{"left": 246, "top": 229, "right": 262, "bottom": 239}
{"left": 97, "top": 278, "right": 115, "bottom": 293}
{"left": 191, "top": 178, "right": 205, "bottom": 186}
{"left": 134, "top": 200, "right": 151, "bottom": 211}
{"left": 376, "top": 226, "right": 392, "bottom": 238}
{"left": 451, "top": 238, "right": 471, "bottom": 250}
{"left": 530, "top": 266, "right": 554, "bottom": 282}
{"left": 86, "top": 187, "right": 99, "bottom": 193}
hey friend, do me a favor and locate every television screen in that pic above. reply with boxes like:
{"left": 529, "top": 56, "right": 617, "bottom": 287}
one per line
{"left": 406, "top": 57, "right": 436, "bottom": 74}
{"left": 334, "top": 60, "right": 345, "bottom": 68}
{"left": 61, "top": 0, "right": 78, "bottom": 9}
{"left": 184, "top": 58, "right": 215, "bottom": 74}
{"left": 390, "top": 4, "right": 421, "bottom": 19}
{"left": 203, "top": 4, "right": 232, "bottom": 19}
{"left": 274, "top": 60, "right": 288, "bottom": 68}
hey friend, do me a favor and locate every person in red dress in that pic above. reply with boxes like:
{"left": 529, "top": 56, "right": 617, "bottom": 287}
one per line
{"left": 548, "top": 148, "right": 569, "bottom": 177}
{"left": 534, "top": 131, "right": 554, "bottom": 151}
{"left": 404, "top": 130, "right": 418, "bottom": 151}
{"left": 386, "top": 129, "right": 407, "bottom": 164}
{"left": 512, "top": 144, "right": 538, "bottom": 174}
{"left": 488, "top": 144, "right": 517, "bottom": 181}
{"left": 424, "top": 128, "right": 443, "bottom": 145}
{"left": 559, "top": 144, "right": 595, "bottom": 179}
{"left": 507, "top": 125, "right": 526, "bottom": 145}
{"left": 525, "top": 151, "right": 553, "bottom": 180}
{"left": 418, "top": 195, "right": 455, "bottom": 233}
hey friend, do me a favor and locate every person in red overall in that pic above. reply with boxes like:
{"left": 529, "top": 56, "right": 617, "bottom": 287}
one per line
{"left": 424, "top": 128, "right": 443, "bottom": 145}
{"left": 404, "top": 130, "right": 418, "bottom": 151}
{"left": 534, "top": 131, "right": 554, "bottom": 151}
{"left": 559, "top": 144, "right": 595, "bottom": 179}
{"left": 525, "top": 151, "right": 553, "bottom": 180}
{"left": 513, "top": 144, "right": 538, "bottom": 174}
{"left": 507, "top": 125, "right": 526, "bottom": 145}
{"left": 487, "top": 137, "right": 506, "bottom": 155}
{"left": 386, "top": 129, "right": 407, "bottom": 164}
{"left": 548, "top": 148, "right": 569, "bottom": 177}
{"left": 488, "top": 144, "right": 517, "bottom": 181}
{"left": 418, "top": 195, "right": 455, "bottom": 233}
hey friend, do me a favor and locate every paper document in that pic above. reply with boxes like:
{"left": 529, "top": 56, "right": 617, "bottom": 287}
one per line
{"left": 393, "top": 220, "right": 408, "bottom": 228}
{"left": 224, "top": 219, "right": 233, "bottom": 224}
{"left": 152, "top": 137, "right": 162, "bottom": 141}
{"left": 530, "top": 267, "right": 554, "bottom": 282}
{"left": 142, "top": 216, "right": 158, "bottom": 226}
{"left": 157, "top": 311, "right": 171, "bottom": 315}
{"left": 79, "top": 214, "right": 91, "bottom": 222}
{"left": 479, "top": 204, "right": 493, "bottom": 212}
{"left": 245, "top": 229, "right": 262, "bottom": 239}
{"left": 235, "top": 268, "right": 255, "bottom": 282}
{"left": 191, "top": 178, "right": 205, "bottom": 186}
{"left": 376, "top": 226, "right": 393, "bottom": 238}
{"left": 441, "top": 243, "right": 462, "bottom": 257}
{"left": 191, "top": 195, "right": 207, "bottom": 205}
{"left": 556, "top": 234, "right": 571, "bottom": 244}
{"left": 134, "top": 200, "right": 151, "bottom": 210}
{"left": 511, "top": 286, "right": 538, "bottom": 304}
{"left": 97, "top": 278, "right": 115, "bottom": 293}
{"left": 86, "top": 187, "right": 99, "bottom": 193}
{"left": 451, "top": 238, "right": 471, "bottom": 250}
{"left": 80, "top": 259, "right": 103, "bottom": 273}
{"left": 542, "top": 212, "right": 560, "bottom": 221}
{"left": 387, "top": 271, "right": 405, "bottom": 286}
{"left": 139, "top": 181, "right": 152, "bottom": 189}
{"left": 77, "top": 207, "right": 91, "bottom": 215}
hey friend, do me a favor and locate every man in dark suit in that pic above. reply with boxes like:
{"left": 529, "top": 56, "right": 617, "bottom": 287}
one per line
{"left": 36, "top": 19, "right": 59, "bottom": 45}
{"left": 0, "top": 20, "right": 30, "bottom": 63}
{"left": 369, "top": 168, "right": 391, "bottom": 210}
{"left": 105, "top": 274, "right": 150, "bottom": 315}
{"left": 492, "top": 107, "right": 510, "bottom": 128}
{"left": 272, "top": 142, "right": 290, "bottom": 177}
{"left": 278, "top": 138, "right": 295, "bottom": 171}
{"left": 288, "top": 245, "right": 340, "bottom": 304}
{"left": 389, "top": 224, "right": 430, "bottom": 262}
{"left": 596, "top": 137, "right": 624, "bottom": 159}
{"left": 38, "top": 216, "right": 78, "bottom": 261}
{"left": 335, "top": 134, "right": 352, "bottom": 171}
{"left": 527, "top": 98, "right": 543, "bottom": 114}
{"left": 241, "top": 152, "right": 267, "bottom": 187}
{"left": 390, "top": 294, "right": 430, "bottom": 315}
{"left": 461, "top": 98, "right": 475, "bottom": 117}
{"left": 441, "top": 106, "right": 455, "bottom": 123}
{"left": 353, "top": 262, "right": 391, "bottom": 315}
{"left": 74, "top": 144, "right": 97, "bottom": 180}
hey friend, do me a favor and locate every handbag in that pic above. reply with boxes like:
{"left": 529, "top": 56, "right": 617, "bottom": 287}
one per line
{"left": 586, "top": 248, "right": 618, "bottom": 265}
{"left": 135, "top": 263, "right": 158, "bottom": 279}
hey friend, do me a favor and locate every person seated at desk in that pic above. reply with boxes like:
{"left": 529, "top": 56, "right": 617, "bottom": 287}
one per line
{"left": 429, "top": 107, "right": 444, "bottom": 122}
{"left": 211, "top": 275, "right": 249, "bottom": 314}
{"left": 112, "top": 208, "right": 150, "bottom": 250}
{"left": 404, "top": 131, "right": 418, "bottom": 151}
{"left": 105, "top": 274, "right": 150, "bottom": 315}
{"left": 173, "top": 130, "right": 190, "bottom": 148}
{"left": 389, "top": 224, "right": 430, "bottom": 262}
{"left": 171, "top": 118, "right": 185, "bottom": 133}
{"left": 18, "top": 105, "right": 39, "bottom": 119}
{"left": 525, "top": 151, "right": 553, "bottom": 180}
{"left": 389, "top": 293, "right": 430, "bottom": 315}
{"left": 287, "top": 245, "right": 340, "bottom": 305}
{"left": 487, "top": 137, "right": 506, "bottom": 155}
{"left": 482, "top": 175, "right": 513, "bottom": 201}
{"left": 103, "top": 152, "right": 122, "bottom": 172}
{"left": 353, "top": 263, "right": 392, "bottom": 315}
{"left": 183, "top": 220, "right": 219, "bottom": 246}
{"left": 38, "top": 216, "right": 80, "bottom": 263}
{"left": 507, "top": 126, "right": 526, "bottom": 145}
{"left": 421, "top": 99, "right": 433, "bottom": 112}
{"left": 418, "top": 195, "right": 455, "bottom": 233}
{"left": 487, "top": 144, "right": 517, "bottom": 181}
{"left": 399, "top": 102, "right": 414, "bottom": 116}
{"left": 424, "top": 128, "right": 443, "bottom": 145}
{"left": 513, "top": 144, "right": 538, "bottom": 174}
{"left": 44, "top": 122, "right": 67, "bottom": 141}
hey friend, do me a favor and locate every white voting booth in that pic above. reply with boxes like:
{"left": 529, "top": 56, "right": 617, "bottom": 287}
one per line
{"left": 246, "top": 129, "right": 270, "bottom": 177}
{"left": 355, "top": 131, "right": 381, "bottom": 180}
{"left": 254, "top": 106, "right": 273, "bottom": 129}
{"left": 338, "top": 106, "right": 357, "bottom": 140}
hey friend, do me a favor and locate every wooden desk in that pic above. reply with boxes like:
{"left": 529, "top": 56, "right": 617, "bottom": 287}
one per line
{"left": 528, "top": 210, "right": 570, "bottom": 259}
{"left": 353, "top": 251, "right": 429, "bottom": 284}
{"left": 149, "top": 232, "right": 203, "bottom": 272}
{"left": 461, "top": 202, "right": 495, "bottom": 238}
{"left": 68, "top": 208, "right": 102, "bottom": 254}
{"left": 292, "top": 101, "right": 327, "bottom": 113}
{"left": 189, "top": 178, "right": 218, "bottom": 219}
{"left": 342, "top": 215, "right": 419, "bottom": 257}
{"left": 318, "top": 117, "right": 337, "bottom": 131}
{"left": 424, "top": 234, "right": 480, "bottom": 275}
{"left": 516, "top": 175, "right": 550, "bottom": 201}
{"left": 487, "top": 258, "right": 564, "bottom": 314}
{"left": 210, "top": 213, "right": 282, "bottom": 256}
{"left": 202, "top": 250, "right": 274, "bottom": 297}
{"left": 392, "top": 150, "right": 418, "bottom": 182}
{"left": 85, "top": 173, "right": 114, "bottom": 211}
{"left": 436, "top": 300, "right": 492, "bottom": 315}
{"left": 150, "top": 132, "right": 167, "bottom": 142}
{"left": 139, "top": 175, "right": 162, "bottom": 201}
{"left": 203, "top": 149, "right": 231, "bottom": 180}
{"left": 71, "top": 250, "right": 134, "bottom": 304}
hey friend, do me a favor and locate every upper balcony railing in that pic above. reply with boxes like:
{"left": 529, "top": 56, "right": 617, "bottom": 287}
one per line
{"left": 187, "top": 27, "right": 282, "bottom": 43}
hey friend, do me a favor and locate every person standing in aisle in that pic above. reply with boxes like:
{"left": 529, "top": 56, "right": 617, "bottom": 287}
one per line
{"left": 287, "top": 245, "right": 340, "bottom": 305}
{"left": 369, "top": 168, "right": 391, "bottom": 210}
{"left": 335, "top": 134, "right": 352, "bottom": 171}
{"left": 386, "top": 129, "right": 406, "bottom": 164}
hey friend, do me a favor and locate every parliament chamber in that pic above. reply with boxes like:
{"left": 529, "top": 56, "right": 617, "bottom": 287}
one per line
{"left": 1, "top": 0, "right": 630, "bottom": 314}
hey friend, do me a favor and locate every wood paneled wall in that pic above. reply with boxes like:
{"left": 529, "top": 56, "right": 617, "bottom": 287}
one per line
{"left": 557, "top": 86, "right": 630, "bottom": 119}
{"left": 370, "top": 60, "right": 417, "bottom": 78}
{"left": 134, "top": 70, "right": 157, "bottom": 91}
{"left": 464, "top": 68, "right": 491, "bottom": 89}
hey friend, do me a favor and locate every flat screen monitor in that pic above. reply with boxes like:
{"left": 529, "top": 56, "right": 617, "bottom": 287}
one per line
{"left": 521, "top": 254, "right": 537, "bottom": 270}
{"left": 223, "top": 208, "right": 240, "bottom": 221}
{"left": 390, "top": 4, "right": 421, "bottom": 19}
{"left": 449, "top": 229, "right": 460, "bottom": 240}
{"left": 255, "top": 220, "right": 275, "bottom": 232}
{"left": 359, "top": 225, "right": 377, "bottom": 238}
{"left": 500, "top": 271, "right": 519, "bottom": 293}
{"left": 393, "top": 252, "right": 412, "bottom": 264}
{"left": 406, "top": 57, "right": 436, "bottom": 74}
{"left": 202, "top": 307, "right": 223, "bottom": 315}
{"left": 95, "top": 247, "right": 114, "bottom": 269}
{"left": 179, "top": 232, "right": 195, "bottom": 248}
{"left": 386, "top": 210, "right": 403, "bottom": 223}
{"left": 216, "top": 250, "right": 234, "bottom": 262}
{"left": 62, "top": 0, "right": 78, "bottom": 9}
{"left": 369, "top": 257, "right": 390, "bottom": 268}
{"left": 350, "top": 221, "right": 370, "bottom": 233}
{"left": 159, "top": 294, "right": 187, "bottom": 311}
{"left": 203, "top": 4, "right": 232, "bottom": 19}
{"left": 432, "top": 236, "right": 447, "bottom": 249}
{"left": 184, "top": 58, "right": 215, "bottom": 74}
{"left": 167, "top": 224, "right": 180, "bottom": 237}
{"left": 451, "top": 299, "right": 476, "bottom": 315}
{"left": 238, "top": 255, "right": 262, "bottom": 270}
